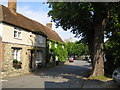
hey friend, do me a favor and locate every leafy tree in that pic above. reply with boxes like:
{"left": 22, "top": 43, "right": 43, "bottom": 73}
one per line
{"left": 47, "top": 2, "right": 120, "bottom": 76}
{"left": 66, "top": 42, "right": 74, "bottom": 56}
{"left": 66, "top": 41, "right": 89, "bottom": 57}
{"left": 105, "top": 30, "right": 120, "bottom": 74}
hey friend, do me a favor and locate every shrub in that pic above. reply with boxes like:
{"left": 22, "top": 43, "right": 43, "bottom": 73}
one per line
{"left": 13, "top": 59, "right": 18, "bottom": 63}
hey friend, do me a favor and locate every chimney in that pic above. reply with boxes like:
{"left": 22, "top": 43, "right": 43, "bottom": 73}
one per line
{"left": 46, "top": 23, "right": 52, "bottom": 30}
{"left": 8, "top": 0, "right": 17, "bottom": 14}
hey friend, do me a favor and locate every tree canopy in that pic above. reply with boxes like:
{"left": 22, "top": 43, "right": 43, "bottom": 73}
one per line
{"left": 105, "top": 30, "right": 120, "bottom": 74}
{"left": 47, "top": 2, "right": 120, "bottom": 76}
{"left": 66, "top": 41, "right": 89, "bottom": 57}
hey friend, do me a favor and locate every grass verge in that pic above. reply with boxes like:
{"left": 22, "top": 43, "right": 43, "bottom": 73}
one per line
{"left": 89, "top": 75, "right": 112, "bottom": 80}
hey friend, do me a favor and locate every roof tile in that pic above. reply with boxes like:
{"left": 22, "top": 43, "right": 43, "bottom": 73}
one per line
{"left": 0, "top": 5, "right": 64, "bottom": 43}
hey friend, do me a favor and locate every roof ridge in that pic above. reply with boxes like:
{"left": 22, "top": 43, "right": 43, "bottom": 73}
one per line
{"left": 0, "top": 5, "right": 64, "bottom": 43}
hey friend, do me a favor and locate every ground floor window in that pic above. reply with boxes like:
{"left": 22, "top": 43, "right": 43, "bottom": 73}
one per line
{"left": 36, "top": 51, "right": 42, "bottom": 64}
{"left": 13, "top": 49, "right": 21, "bottom": 61}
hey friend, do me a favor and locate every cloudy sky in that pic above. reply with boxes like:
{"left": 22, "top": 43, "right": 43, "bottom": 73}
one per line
{"left": 0, "top": 1, "right": 80, "bottom": 42}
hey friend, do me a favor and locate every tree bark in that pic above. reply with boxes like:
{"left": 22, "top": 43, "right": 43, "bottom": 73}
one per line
{"left": 88, "top": 37, "right": 94, "bottom": 68}
{"left": 91, "top": 22, "right": 105, "bottom": 76}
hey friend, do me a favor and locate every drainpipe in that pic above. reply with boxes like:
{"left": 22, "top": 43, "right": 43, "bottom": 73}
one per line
{"left": 0, "top": 36, "right": 3, "bottom": 78}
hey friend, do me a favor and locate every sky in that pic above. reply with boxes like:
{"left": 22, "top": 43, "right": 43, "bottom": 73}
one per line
{"left": 0, "top": 1, "right": 80, "bottom": 42}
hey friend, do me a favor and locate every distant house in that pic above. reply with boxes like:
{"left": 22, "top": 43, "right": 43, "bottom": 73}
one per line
{"left": 0, "top": 1, "right": 65, "bottom": 77}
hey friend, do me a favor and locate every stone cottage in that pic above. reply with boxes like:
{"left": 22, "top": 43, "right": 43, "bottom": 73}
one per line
{"left": 0, "top": 1, "right": 64, "bottom": 78}
{"left": 0, "top": 1, "right": 48, "bottom": 77}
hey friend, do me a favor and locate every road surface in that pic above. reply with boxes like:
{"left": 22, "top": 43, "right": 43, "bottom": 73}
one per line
{"left": 2, "top": 60, "right": 91, "bottom": 88}
{"left": 2, "top": 60, "right": 118, "bottom": 88}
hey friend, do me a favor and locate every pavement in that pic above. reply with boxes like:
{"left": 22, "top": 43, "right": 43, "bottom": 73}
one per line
{"left": 83, "top": 79, "right": 119, "bottom": 88}
{"left": 1, "top": 60, "right": 119, "bottom": 89}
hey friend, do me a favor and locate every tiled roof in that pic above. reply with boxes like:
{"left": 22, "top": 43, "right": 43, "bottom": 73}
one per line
{"left": 0, "top": 5, "right": 64, "bottom": 43}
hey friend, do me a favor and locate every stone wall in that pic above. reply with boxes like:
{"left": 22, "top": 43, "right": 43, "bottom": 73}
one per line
{"left": 1, "top": 42, "right": 46, "bottom": 78}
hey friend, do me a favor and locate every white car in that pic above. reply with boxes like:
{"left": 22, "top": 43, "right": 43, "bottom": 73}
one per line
{"left": 112, "top": 67, "right": 120, "bottom": 86}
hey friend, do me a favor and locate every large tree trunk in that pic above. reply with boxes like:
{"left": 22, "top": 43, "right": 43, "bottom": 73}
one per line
{"left": 88, "top": 38, "right": 94, "bottom": 68}
{"left": 91, "top": 23, "right": 105, "bottom": 76}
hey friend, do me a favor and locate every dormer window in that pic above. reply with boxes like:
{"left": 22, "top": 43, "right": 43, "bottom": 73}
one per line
{"left": 14, "top": 28, "right": 22, "bottom": 39}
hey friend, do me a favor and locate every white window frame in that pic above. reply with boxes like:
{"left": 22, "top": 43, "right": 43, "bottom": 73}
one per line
{"left": 49, "top": 42, "right": 52, "bottom": 49}
{"left": 55, "top": 43, "right": 57, "bottom": 48}
{"left": 14, "top": 28, "right": 22, "bottom": 39}
{"left": 13, "top": 49, "right": 21, "bottom": 61}
{"left": 62, "top": 45, "right": 64, "bottom": 49}
{"left": 55, "top": 56, "right": 58, "bottom": 61}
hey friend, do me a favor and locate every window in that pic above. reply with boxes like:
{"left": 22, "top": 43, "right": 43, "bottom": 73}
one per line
{"left": 14, "top": 28, "right": 22, "bottom": 39}
{"left": 55, "top": 56, "right": 58, "bottom": 61}
{"left": 62, "top": 45, "right": 64, "bottom": 49}
{"left": 37, "top": 35, "right": 43, "bottom": 44}
{"left": 55, "top": 43, "right": 57, "bottom": 48}
{"left": 36, "top": 51, "right": 42, "bottom": 63}
{"left": 14, "top": 31, "right": 17, "bottom": 37}
{"left": 49, "top": 42, "right": 52, "bottom": 49}
{"left": 13, "top": 49, "right": 21, "bottom": 61}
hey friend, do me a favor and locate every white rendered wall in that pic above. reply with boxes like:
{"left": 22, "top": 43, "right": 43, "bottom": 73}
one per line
{"left": 2, "top": 23, "right": 46, "bottom": 47}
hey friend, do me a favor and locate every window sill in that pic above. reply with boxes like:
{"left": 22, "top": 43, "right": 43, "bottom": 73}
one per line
{"left": 14, "top": 37, "right": 22, "bottom": 40}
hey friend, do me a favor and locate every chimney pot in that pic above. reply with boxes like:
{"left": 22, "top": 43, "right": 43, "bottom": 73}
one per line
{"left": 46, "top": 23, "right": 52, "bottom": 30}
{"left": 8, "top": 0, "right": 17, "bottom": 14}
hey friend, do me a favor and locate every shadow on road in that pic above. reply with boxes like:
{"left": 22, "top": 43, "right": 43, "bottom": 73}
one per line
{"left": 2, "top": 61, "right": 119, "bottom": 88}
{"left": 44, "top": 74, "right": 119, "bottom": 88}
{"left": 31, "top": 62, "right": 92, "bottom": 88}
{"left": 32, "top": 64, "right": 91, "bottom": 78}
{"left": 32, "top": 63, "right": 119, "bottom": 88}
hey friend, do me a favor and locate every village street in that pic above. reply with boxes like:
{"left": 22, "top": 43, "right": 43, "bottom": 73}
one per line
{"left": 2, "top": 60, "right": 118, "bottom": 88}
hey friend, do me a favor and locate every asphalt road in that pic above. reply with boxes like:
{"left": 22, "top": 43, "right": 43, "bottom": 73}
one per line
{"left": 2, "top": 60, "right": 91, "bottom": 88}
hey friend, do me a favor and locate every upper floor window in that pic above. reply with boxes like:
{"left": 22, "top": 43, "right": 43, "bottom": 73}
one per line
{"left": 37, "top": 35, "right": 43, "bottom": 44}
{"left": 14, "top": 28, "right": 22, "bottom": 39}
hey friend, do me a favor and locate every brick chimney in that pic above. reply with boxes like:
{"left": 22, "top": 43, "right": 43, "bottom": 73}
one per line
{"left": 8, "top": 0, "right": 17, "bottom": 14}
{"left": 46, "top": 23, "right": 52, "bottom": 30}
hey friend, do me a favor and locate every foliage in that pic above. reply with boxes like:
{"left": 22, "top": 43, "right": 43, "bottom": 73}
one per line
{"left": 66, "top": 41, "right": 89, "bottom": 57}
{"left": 105, "top": 31, "right": 120, "bottom": 74}
{"left": 47, "top": 2, "right": 120, "bottom": 76}
{"left": 13, "top": 59, "right": 22, "bottom": 69}
{"left": 13, "top": 59, "right": 22, "bottom": 64}
{"left": 13, "top": 59, "right": 18, "bottom": 63}
{"left": 18, "top": 61, "right": 22, "bottom": 65}
{"left": 47, "top": 40, "right": 68, "bottom": 62}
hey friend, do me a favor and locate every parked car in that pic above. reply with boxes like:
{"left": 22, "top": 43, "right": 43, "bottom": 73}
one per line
{"left": 112, "top": 67, "right": 120, "bottom": 86}
{"left": 85, "top": 57, "right": 91, "bottom": 63}
{"left": 74, "top": 57, "right": 81, "bottom": 60}
{"left": 68, "top": 57, "right": 74, "bottom": 62}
